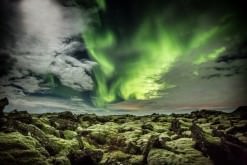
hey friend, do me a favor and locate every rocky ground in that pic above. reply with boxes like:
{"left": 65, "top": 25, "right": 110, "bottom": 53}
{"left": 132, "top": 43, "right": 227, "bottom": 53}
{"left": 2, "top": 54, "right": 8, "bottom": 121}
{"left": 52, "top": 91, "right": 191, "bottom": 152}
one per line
{"left": 0, "top": 98, "right": 247, "bottom": 165}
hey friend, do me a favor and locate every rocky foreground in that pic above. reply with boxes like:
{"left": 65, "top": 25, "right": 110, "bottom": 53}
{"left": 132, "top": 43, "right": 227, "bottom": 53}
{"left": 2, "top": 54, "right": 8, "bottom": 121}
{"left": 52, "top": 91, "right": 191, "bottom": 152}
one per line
{"left": 0, "top": 99, "right": 247, "bottom": 165}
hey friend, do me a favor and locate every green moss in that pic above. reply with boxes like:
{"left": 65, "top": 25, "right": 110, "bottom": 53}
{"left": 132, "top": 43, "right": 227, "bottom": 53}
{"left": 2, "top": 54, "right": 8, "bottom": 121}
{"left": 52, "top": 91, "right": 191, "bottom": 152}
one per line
{"left": 0, "top": 132, "right": 40, "bottom": 150}
{"left": 0, "top": 132, "right": 49, "bottom": 165}
{"left": 148, "top": 148, "right": 212, "bottom": 165}
{"left": 100, "top": 150, "right": 130, "bottom": 164}
{"left": 87, "top": 122, "right": 119, "bottom": 144}
{"left": 50, "top": 156, "right": 70, "bottom": 165}
{"left": 80, "top": 137, "right": 96, "bottom": 150}
{"left": 47, "top": 135, "right": 80, "bottom": 155}
{"left": 33, "top": 118, "right": 59, "bottom": 136}
{"left": 63, "top": 130, "right": 77, "bottom": 140}
{"left": 129, "top": 155, "right": 143, "bottom": 165}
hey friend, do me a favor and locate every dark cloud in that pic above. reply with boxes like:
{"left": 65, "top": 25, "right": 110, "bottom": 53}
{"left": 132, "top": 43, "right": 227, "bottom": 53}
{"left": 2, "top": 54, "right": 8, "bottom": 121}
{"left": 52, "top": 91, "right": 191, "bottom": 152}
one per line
{"left": 61, "top": 34, "right": 91, "bottom": 60}
{"left": 217, "top": 40, "right": 247, "bottom": 63}
{"left": 206, "top": 40, "right": 247, "bottom": 79}
{"left": 0, "top": 0, "right": 21, "bottom": 78}
{"left": 0, "top": 0, "right": 22, "bottom": 48}
{"left": 55, "top": 0, "right": 77, "bottom": 7}
{"left": 0, "top": 51, "right": 16, "bottom": 77}
{"left": 212, "top": 65, "right": 247, "bottom": 77}
{"left": 202, "top": 73, "right": 221, "bottom": 79}
{"left": 217, "top": 54, "right": 247, "bottom": 63}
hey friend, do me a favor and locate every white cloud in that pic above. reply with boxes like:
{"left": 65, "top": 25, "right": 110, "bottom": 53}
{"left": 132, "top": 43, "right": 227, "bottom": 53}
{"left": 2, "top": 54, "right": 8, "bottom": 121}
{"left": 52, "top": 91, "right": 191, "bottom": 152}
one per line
{"left": 2, "top": 0, "right": 94, "bottom": 93}
{"left": 49, "top": 54, "right": 96, "bottom": 91}
{"left": 0, "top": 0, "right": 96, "bottom": 112}
{"left": 4, "top": 96, "right": 93, "bottom": 114}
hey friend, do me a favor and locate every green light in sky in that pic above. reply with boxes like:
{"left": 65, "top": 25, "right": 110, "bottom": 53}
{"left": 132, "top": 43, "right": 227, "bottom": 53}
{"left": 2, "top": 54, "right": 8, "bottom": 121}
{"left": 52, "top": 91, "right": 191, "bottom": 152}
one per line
{"left": 82, "top": 1, "right": 233, "bottom": 107}
{"left": 95, "top": 0, "right": 106, "bottom": 10}
{"left": 194, "top": 47, "right": 226, "bottom": 65}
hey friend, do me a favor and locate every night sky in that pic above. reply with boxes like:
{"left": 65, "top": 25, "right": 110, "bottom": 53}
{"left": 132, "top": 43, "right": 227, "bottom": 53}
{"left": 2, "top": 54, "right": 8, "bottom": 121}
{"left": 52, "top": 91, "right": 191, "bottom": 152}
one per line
{"left": 0, "top": 0, "right": 247, "bottom": 114}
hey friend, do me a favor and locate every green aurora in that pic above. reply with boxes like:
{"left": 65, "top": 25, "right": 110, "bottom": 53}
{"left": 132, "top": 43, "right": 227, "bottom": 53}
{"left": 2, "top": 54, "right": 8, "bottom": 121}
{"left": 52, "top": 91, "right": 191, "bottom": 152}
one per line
{"left": 81, "top": 0, "right": 246, "bottom": 107}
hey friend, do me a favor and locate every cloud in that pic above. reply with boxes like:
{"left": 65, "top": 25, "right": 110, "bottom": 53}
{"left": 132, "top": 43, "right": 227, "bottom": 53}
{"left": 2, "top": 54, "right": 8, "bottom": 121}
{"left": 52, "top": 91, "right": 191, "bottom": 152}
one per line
{"left": 49, "top": 54, "right": 96, "bottom": 91}
{"left": 4, "top": 96, "right": 94, "bottom": 114}
{"left": 217, "top": 53, "right": 247, "bottom": 63}
{"left": 217, "top": 40, "right": 247, "bottom": 63}
{"left": 0, "top": 50, "right": 16, "bottom": 77}
{"left": 0, "top": 0, "right": 95, "bottom": 105}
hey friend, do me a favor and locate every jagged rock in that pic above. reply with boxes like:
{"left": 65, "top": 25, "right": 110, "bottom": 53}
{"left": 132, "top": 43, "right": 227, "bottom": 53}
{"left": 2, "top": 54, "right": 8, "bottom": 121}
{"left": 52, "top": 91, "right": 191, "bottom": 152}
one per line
{"left": 11, "top": 121, "right": 79, "bottom": 155}
{"left": 129, "top": 155, "right": 144, "bottom": 165}
{"left": 78, "top": 114, "right": 98, "bottom": 123}
{"left": 0, "top": 98, "right": 9, "bottom": 130}
{"left": 51, "top": 118, "right": 78, "bottom": 131}
{"left": 147, "top": 136, "right": 213, "bottom": 165}
{"left": 12, "top": 120, "right": 62, "bottom": 155}
{"left": 101, "top": 150, "right": 131, "bottom": 164}
{"left": 32, "top": 117, "right": 60, "bottom": 137}
{"left": 8, "top": 110, "right": 32, "bottom": 124}
{"left": 191, "top": 110, "right": 224, "bottom": 119}
{"left": 58, "top": 111, "right": 78, "bottom": 122}
{"left": 225, "top": 123, "right": 247, "bottom": 135}
{"left": 232, "top": 106, "right": 247, "bottom": 119}
{"left": 125, "top": 141, "right": 141, "bottom": 154}
{"left": 191, "top": 123, "right": 247, "bottom": 165}
{"left": 96, "top": 116, "right": 112, "bottom": 123}
{"left": 142, "top": 135, "right": 160, "bottom": 164}
{"left": 170, "top": 118, "right": 182, "bottom": 135}
{"left": 0, "top": 132, "right": 49, "bottom": 165}
{"left": 147, "top": 147, "right": 212, "bottom": 165}
{"left": 0, "top": 97, "right": 8, "bottom": 116}
{"left": 47, "top": 135, "right": 80, "bottom": 155}
{"left": 68, "top": 149, "right": 103, "bottom": 165}
{"left": 87, "top": 122, "right": 119, "bottom": 145}
{"left": 0, "top": 108, "right": 246, "bottom": 164}
{"left": 50, "top": 156, "right": 70, "bottom": 165}
{"left": 142, "top": 123, "right": 154, "bottom": 131}
{"left": 63, "top": 130, "right": 78, "bottom": 140}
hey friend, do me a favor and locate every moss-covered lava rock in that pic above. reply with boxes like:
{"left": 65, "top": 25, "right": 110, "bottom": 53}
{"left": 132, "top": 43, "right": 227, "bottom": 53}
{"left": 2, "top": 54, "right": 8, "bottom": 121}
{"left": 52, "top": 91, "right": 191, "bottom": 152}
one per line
{"left": 0, "top": 102, "right": 246, "bottom": 165}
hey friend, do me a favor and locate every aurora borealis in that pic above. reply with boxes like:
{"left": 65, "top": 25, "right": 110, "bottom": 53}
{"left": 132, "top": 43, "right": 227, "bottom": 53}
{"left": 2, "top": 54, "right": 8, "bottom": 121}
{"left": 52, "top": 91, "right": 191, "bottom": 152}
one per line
{"left": 0, "top": 0, "right": 246, "bottom": 113}
{"left": 82, "top": 0, "right": 247, "bottom": 106}
{"left": 1, "top": 2, "right": 247, "bottom": 164}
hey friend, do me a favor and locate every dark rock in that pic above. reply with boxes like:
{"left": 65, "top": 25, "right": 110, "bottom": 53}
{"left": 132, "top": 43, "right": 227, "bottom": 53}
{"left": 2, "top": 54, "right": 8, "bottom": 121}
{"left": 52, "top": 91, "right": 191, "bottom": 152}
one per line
{"left": 51, "top": 118, "right": 78, "bottom": 131}
{"left": 13, "top": 121, "right": 60, "bottom": 156}
{"left": 170, "top": 118, "right": 182, "bottom": 135}
{"left": 191, "top": 123, "right": 247, "bottom": 165}
{"left": 96, "top": 116, "right": 111, "bottom": 123}
{"left": 0, "top": 117, "right": 8, "bottom": 131}
{"left": 142, "top": 135, "right": 160, "bottom": 164}
{"left": 191, "top": 110, "right": 224, "bottom": 118}
{"left": 78, "top": 114, "right": 97, "bottom": 123}
{"left": 232, "top": 106, "right": 247, "bottom": 119}
{"left": 0, "top": 97, "right": 8, "bottom": 116}
{"left": 8, "top": 110, "right": 32, "bottom": 124}
{"left": 212, "top": 129, "right": 225, "bottom": 137}
{"left": 125, "top": 141, "right": 141, "bottom": 154}
{"left": 68, "top": 149, "right": 103, "bottom": 165}
{"left": 225, "top": 124, "right": 247, "bottom": 135}
{"left": 58, "top": 111, "right": 78, "bottom": 122}
{"left": 141, "top": 123, "right": 154, "bottom": 131}
{"left": 0, "top": 132, "right": 49, "bottom": 165}
{"left": 52, "top": 156, "right": 70, "bottom": 165}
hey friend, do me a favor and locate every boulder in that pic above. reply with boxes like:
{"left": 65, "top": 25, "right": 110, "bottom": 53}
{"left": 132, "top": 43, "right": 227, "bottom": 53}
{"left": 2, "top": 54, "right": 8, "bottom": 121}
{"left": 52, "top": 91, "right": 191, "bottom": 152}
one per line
{"left": 191, "top": 123, "right": 247, "bottom": 165}
{"left": 0, "top": 132, "right": 49, "bottom": 165}
{"left": 68, "top": 149, "right": 103, "bottom": 165}
{"left": 232, "top": 106, "right": 247, "bottom": 119}
{"left": 8, "top": 110, "right": 32, "bottom": 124}
{"left": 0, "top": 97, "right": 8, "bottom": 115}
